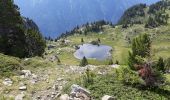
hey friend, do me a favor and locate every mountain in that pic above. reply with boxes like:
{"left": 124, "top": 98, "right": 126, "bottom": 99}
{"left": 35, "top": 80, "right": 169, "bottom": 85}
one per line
{"left": 14, "top": 0, "right": 160, "bottom": 38}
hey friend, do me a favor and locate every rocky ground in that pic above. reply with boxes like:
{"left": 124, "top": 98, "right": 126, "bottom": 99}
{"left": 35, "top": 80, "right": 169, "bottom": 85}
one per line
{"left": 1, "top": 53, "right": 118, "bottom": 100}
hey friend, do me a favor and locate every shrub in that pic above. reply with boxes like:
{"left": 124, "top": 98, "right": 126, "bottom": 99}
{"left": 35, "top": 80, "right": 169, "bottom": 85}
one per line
{"left": 115, "top": 67, "right": 143, "bottom": 85}
{"left": 90, "top": 41, "right": 100, "bottom": 46}
{"left": 156, "top": 57, "right": 165, "bottom": 72}
{"left": 81, "top": 69, "right": 96, "bottom": 87}
{"left": 135, "top": 63, "right": 165, "bottom": 87}
{"left": 165, "top": 58, "right": 170, "bottom": 71}
{"left": 81, "top": 38, "right": 84, "bottom": 43}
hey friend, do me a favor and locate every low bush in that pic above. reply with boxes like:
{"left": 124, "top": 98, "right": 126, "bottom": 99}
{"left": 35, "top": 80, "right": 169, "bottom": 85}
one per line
{"left": 115, "top": 66, "right": 143, "bottom": 85}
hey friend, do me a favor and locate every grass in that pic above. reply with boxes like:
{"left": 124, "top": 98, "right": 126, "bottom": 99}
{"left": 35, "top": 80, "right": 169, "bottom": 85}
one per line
{"left": 0, "top": 53, "right": 21, "bottom": 77}
{"left": 54, "top": 23, "right": 170, "bottom": 66}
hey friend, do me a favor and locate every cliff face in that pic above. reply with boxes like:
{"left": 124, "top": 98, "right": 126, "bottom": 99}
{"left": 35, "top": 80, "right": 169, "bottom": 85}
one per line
{"left": 14, "top": 0, "right": 160, "bottom": 37}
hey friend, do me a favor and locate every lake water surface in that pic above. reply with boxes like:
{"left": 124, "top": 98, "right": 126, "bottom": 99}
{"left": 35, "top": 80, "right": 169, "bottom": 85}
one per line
{"left": 74, "top": 44, "right": 112, "bottom": 60}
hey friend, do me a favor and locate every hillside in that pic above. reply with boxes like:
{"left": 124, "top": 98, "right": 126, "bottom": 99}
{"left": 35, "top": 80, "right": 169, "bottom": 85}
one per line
{"left": 118, "top": 0, "right": 170, "bottom": 28}
{"left": 0, "top": 0, "right": 170, "bottom": 100}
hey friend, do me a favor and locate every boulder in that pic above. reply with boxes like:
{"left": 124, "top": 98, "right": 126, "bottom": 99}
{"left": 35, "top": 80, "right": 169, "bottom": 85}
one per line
{"left": 3, "top": 78, "right": 13, "bottom": 86}
{"left": 102, "top": 95, "right": 116, "bottom": 100}
{"left": 60, "top": 94, "right": 69, "bottom": 100}
{"left": 70, "top": 84, "right": 90, "bottom": 100}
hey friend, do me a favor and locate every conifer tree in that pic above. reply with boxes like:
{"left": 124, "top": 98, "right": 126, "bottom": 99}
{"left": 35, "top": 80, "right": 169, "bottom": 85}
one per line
{"left": 108, "top": 59, "right": 113, "bottom": 65}
{"left": 81, "top": 38, "right": 84, "bottom": 43}
{"left": 80, "top": 56, "right": 88, "bottom": 67}
{"left": 0, "top": 0, "right": 27, "bottom": 57}
{"left": 0, "top": 0, "right": 46, "bottom": 58}
{"left": 128, "top": 33, "right": 151, "bottom": 70}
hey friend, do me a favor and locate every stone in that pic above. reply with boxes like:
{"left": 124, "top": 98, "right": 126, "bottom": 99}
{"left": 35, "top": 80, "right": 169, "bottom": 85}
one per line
{"left": 52, "top": 92, "right": 56, "bottom": 95}
{"left": 51, "top": 95, "right": 55, "bottom": 98}
{"left": 3, "top": 78, "right": 13, "bottom": 86}
{"left": 21, "top": 70, "right": 32, "bottom": 78}
{"left": 49, "top": 56, "right": 57, "bottom": 62}
{"left": 71, "top": 84, "right": 90, "bottom": 96}
{"left": 102, "top": 95, "right": 115, "bottom": 100}
{"left": 60, "top": 94, "right": 69, "bottom": 100}
{"left": 32, "top": 74, "right": 38, "bottom": 79}
{"left": 20, "top": 75, "right": 25, "bottom": 79}
{"left": 70, "top": 84, "right": 90, "bottom": 99}
{"left": 58, "top": 85, "right": 63, "bottom": 91}
{"left": 30, "top": 79, "right": 37, "bottom": 84}
{"left": 24, "top": 58, "right": 30, "bottom": 61}
{"left": 73, "top": 97, "right": 81, "bottom": 100}
{"left": 15, "top": 92, "right": 25, "bottom": 100}
{"left": 37, "top": 96, "right": 41, "bottom": 99}
{"left": 19, "top": 83, "right": 27, "bottom": 90}
{"left": 19, "top": 86, "right": 27, "bottom": 90}
{"left": 111, "top": 64, "right": 120, "bottom": 69}
{"left": 53, "top": 84, "right": 58, "bottom": 91}
{"left": 57, "top": 78, "right": 64, "bottom": 81}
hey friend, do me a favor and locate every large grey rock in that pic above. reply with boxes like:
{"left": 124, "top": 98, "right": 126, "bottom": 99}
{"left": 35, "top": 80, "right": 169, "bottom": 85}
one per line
{"left": 70, "top": 84, "right": 90, "bottom": 100}
{"left": 3, "top": 78, "right": 13, "bottom": 86}
{"left": 102, "top": 95, "right": 115, "bottom": 100}
{"left": 60, "top": 94, "right": 69, "bottom": 100}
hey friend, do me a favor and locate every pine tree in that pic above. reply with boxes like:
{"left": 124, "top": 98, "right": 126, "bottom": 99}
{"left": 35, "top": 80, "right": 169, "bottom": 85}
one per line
{"left": 0, "top": 0, "right": 27, "bottom": 57}
{"left": 82, "top": 68, "right": 95, "bottom": 87}
{"left": 80, "top": 56, "right": 88, "bottom": 67}
{"left": 108, "top": 59, "right": 113, "bottom": 65}
{"left": 128, "top": 33, "right": 151, "bottom": 70}
{"left": 81, "top": 38, "right": 84, "bottom": 43}
{"left": 0, "top": 0, "right": 46, "bottom": 58}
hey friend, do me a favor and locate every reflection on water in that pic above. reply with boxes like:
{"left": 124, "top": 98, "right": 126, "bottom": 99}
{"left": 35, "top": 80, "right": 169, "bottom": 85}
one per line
{"left": 74, "top": 44, "right": 112, "bottom": 60}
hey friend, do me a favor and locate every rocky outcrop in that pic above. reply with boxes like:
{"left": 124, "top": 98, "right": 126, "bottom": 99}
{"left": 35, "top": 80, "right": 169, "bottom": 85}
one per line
{"left": 60, "top": 84, "right": 91, "bottom": 100}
